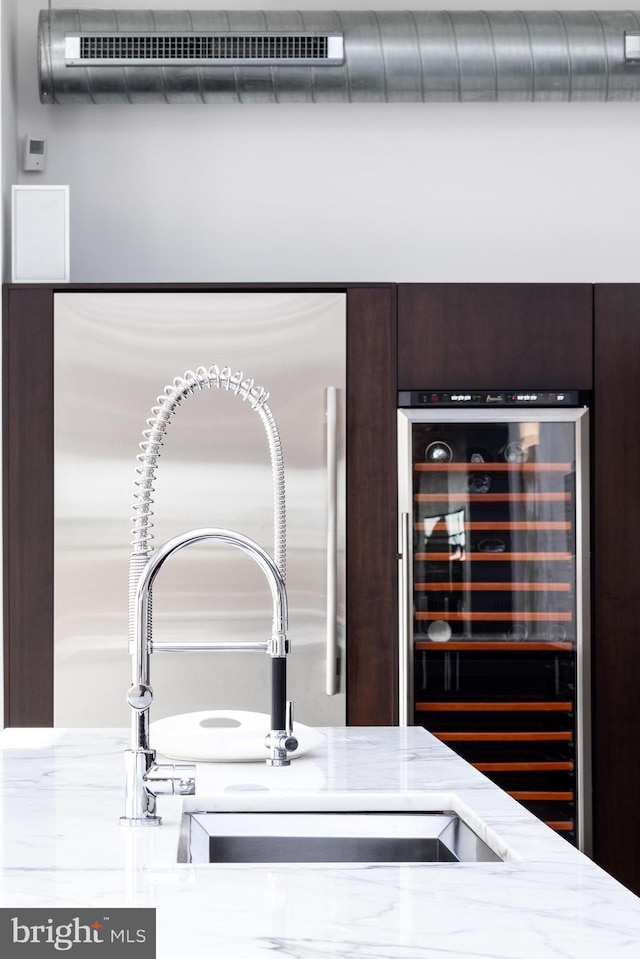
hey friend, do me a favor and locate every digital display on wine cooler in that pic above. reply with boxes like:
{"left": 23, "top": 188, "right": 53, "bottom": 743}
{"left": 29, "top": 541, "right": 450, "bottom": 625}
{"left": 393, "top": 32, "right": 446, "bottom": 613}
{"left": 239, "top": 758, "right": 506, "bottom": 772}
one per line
{"left": 398, "top": 390, "right": 580, "bottom": 408}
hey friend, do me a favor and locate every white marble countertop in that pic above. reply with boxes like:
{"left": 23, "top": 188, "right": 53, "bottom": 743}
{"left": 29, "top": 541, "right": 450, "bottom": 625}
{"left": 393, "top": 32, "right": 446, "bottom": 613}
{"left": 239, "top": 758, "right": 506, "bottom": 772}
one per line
{"left": 1, "top": 725, "right": 639, "bottom": 958}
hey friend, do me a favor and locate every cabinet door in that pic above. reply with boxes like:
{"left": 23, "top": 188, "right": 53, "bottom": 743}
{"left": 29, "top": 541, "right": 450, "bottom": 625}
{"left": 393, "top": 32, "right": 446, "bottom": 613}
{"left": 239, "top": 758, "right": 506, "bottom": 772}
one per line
{"left": 593, "top": 284, "right": 640, "bottom": 895}
{"left": 346, "top": 286, "right": 398, "bottom": 725}
{"left": 2, "top": 285, "right": 54, "bottom": 726}
{"left": 398, "top": 284, "right": 593, "bottom": 391}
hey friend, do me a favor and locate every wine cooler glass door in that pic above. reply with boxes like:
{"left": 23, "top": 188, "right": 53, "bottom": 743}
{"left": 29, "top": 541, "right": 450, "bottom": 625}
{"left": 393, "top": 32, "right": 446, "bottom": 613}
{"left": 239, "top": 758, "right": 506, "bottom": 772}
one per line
{"left": 398, "top": 407, "right": 591, "bottom": 852}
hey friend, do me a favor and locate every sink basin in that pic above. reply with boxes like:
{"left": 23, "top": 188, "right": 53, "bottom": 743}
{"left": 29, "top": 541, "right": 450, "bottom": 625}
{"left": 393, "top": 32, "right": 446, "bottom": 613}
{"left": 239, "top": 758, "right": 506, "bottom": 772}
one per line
{"left": 178, "top": 811, "right": 503, "bottom": 863}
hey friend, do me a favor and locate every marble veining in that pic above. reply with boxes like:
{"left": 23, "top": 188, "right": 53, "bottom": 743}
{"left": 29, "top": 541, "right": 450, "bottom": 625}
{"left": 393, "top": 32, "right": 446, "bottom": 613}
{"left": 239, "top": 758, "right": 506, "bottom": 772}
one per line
{"left": 1, "top": 727, "right": 639, "bottom": 958}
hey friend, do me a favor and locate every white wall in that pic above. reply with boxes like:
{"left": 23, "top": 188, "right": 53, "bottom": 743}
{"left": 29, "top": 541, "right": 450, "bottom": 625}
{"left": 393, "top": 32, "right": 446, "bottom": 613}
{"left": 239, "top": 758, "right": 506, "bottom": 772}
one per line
{"left": 4, "top": 0, "right": 640, "bottom": 283}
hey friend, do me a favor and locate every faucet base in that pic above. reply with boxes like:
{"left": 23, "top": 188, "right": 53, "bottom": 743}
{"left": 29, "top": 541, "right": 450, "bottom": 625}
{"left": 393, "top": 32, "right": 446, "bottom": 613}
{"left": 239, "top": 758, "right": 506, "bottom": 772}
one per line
{"left": 266, "top": 726, "right": 299, "bottom": 766}
{"left": 120, "top": 815, "right": 162, "bottom": 827}
{"left": 266, "top": 757, "right": 292, "bottom": 767}
{"left": 123, "top": 748, "right": 195, "bottom": 826}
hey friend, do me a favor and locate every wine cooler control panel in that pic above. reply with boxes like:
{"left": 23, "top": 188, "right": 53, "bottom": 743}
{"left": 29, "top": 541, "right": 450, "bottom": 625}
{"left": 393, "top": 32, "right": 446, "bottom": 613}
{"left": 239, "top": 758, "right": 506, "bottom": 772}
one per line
{"left": 398, "top": 390, "right": 581, "bottom": 408}
{"left": 397, "top": 403, "right": 591, "bottom": 852}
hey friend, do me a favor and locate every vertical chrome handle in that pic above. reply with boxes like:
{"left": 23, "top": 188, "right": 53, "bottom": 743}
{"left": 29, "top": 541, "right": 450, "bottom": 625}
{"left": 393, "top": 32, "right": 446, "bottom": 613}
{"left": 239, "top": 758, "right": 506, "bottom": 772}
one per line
{"left": 398, "top": 511, "right": 411, "bottom": 726}
{"left": 326, "top": 386, "right": 339, "bottom": 695}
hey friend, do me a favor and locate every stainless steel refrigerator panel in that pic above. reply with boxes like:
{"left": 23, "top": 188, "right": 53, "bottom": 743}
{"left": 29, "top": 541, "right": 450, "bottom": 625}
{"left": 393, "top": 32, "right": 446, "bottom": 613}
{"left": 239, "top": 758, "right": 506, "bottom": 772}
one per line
{"left": 53, "top": 292, "right": 346, "bottom": 726}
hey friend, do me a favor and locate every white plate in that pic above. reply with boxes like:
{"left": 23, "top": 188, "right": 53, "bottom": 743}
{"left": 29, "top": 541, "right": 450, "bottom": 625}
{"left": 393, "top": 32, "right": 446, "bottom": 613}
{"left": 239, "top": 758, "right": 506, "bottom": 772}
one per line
{"left": 151, "top": 709, "right": 325, "bottom": 763}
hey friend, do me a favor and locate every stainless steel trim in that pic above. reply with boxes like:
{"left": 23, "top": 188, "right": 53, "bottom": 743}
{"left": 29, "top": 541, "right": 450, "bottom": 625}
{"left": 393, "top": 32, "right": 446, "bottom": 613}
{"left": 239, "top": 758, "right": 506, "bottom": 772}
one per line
{"left": 398, "top": 511, "right": 412, "bottom": 727}
{"left": 397, "top": 409, "right": 416, "bottom": 727}
{"left": 574, "top": 409, "right": 593, "bottom": 856}
{"left": 326, "top": 386, "right": 339, "bottom": 695}
{"left": 401, "top": 409, "right": 588, "bottom": 425}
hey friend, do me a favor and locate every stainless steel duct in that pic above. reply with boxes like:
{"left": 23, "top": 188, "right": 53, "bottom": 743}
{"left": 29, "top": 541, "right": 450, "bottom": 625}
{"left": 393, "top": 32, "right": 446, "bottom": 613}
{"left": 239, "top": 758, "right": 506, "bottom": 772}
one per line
{"left": 39, "top": 8, "right": 640, "bottom": 104}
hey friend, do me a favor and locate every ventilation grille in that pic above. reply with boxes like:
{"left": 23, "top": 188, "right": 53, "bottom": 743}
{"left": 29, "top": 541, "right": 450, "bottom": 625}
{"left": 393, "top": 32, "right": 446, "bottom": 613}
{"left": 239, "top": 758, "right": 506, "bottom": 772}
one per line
{"left": 65, "top": 33, "right": 343, "bottom": 65}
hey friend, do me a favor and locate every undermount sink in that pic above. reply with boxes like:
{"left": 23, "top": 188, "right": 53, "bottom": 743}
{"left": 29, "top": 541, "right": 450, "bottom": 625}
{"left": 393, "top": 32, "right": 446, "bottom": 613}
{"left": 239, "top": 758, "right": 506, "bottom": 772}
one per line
{"left": 178, "top": 810, "right": 504, "bottom": 864}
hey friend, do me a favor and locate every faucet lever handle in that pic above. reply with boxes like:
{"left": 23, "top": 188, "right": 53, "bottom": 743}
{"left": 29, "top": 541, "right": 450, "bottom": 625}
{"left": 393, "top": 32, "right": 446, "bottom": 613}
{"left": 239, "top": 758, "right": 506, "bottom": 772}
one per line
{"left": 283, "top": 701, "right": 299, "bottom": 753}
{"left": 286, "top": 700, "right": 294, "bottom": 737}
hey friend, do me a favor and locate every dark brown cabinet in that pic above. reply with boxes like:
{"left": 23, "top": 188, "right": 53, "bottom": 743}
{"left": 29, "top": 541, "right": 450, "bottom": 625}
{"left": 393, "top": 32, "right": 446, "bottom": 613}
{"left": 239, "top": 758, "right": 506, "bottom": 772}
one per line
{"left": 3, "top": 286, "right": 54, "bottom": 727}
{"left": 396, "top": 282, "right": 640, "bottom": 894}
{"left": 398, "top": 283, "right": 593, "bottom": 391}
{"left": 592, "top": 285, "right": 640, "bottom": 894}
{"left": 396, "top": 284, "right": 594, "bottom": 850}
{"left": 4, "top": 281, "right": 640, "bottom": 894}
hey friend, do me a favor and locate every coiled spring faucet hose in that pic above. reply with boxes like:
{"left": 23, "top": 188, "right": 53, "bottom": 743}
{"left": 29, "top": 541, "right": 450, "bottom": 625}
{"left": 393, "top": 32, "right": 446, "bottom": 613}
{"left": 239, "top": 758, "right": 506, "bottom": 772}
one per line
{"left": 128, "top": 365, "right": 286, "bottom": 647}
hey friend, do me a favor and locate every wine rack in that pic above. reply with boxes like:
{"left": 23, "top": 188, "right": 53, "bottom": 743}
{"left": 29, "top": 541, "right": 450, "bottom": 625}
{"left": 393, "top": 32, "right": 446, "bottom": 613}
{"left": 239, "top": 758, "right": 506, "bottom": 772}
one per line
{"left": 398, "top": 404, "right": 591, "bottom": 851}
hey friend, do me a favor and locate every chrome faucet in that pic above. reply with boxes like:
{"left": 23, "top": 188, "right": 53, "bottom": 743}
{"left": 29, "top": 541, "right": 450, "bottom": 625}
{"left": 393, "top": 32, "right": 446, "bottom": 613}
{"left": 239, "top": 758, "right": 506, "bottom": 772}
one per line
{"left": 121, "top": 526, "right": 298, "bottom": 826}
{"left": 122, "top": 366, "right": 295, "bottom": 826}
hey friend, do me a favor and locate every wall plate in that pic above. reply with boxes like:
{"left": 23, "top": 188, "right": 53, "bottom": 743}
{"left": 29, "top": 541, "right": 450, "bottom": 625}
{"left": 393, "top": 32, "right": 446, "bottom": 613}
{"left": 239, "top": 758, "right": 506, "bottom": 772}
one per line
{"left": 11, "top": 185, "right": 70, "bottom": 282}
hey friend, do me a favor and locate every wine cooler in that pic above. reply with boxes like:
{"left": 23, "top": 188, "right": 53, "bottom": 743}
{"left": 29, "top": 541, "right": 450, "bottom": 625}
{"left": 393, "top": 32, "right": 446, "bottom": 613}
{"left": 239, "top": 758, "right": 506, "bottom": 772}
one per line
{"left": 397, "top": 391, "right": 591, "bottom": 852}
